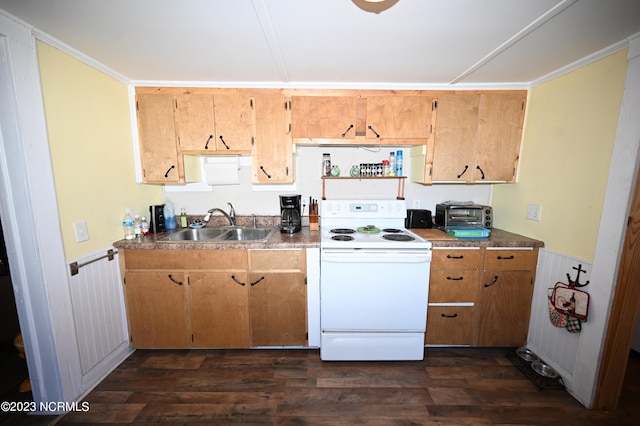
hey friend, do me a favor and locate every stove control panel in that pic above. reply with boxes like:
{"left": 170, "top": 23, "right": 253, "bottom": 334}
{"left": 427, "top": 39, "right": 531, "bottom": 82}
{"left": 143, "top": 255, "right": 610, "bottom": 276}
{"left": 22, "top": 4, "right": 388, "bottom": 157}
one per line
{"left": 322, "top": 199, "right": 406, "bottom": 219}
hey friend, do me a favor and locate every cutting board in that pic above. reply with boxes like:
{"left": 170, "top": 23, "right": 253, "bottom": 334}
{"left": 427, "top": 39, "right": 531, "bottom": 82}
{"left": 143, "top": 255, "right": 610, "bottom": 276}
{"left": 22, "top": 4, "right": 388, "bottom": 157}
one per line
{"left": 411, "top": 229, "right": 457, "bottom": 241}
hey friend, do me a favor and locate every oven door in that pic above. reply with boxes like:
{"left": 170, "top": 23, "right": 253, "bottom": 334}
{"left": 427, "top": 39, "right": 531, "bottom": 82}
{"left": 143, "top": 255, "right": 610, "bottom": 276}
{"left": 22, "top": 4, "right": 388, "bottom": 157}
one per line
{"left": 320, "top": 248, "right": 431, "bottom": 360}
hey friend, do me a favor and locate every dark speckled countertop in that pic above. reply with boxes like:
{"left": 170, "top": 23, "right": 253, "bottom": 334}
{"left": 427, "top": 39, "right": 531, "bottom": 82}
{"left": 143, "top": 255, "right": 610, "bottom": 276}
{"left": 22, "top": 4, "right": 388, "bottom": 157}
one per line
{"left": 113, "top": 224, "right": 542, "bottom": 251}
{"left": 412, "top": 228, "right": 544, "bottom": 248}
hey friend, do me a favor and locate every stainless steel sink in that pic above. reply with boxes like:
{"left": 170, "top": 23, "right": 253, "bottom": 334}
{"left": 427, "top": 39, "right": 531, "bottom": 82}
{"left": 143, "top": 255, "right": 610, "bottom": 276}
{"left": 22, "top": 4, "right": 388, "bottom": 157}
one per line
{"left": 160, "top": 227, "right": 228, "bottom": 241}
{"left": 219, "top": 227, "right": 276, "bottom": 241}
{"left": 159, "top": 227, "right": 276, "bottom": 242}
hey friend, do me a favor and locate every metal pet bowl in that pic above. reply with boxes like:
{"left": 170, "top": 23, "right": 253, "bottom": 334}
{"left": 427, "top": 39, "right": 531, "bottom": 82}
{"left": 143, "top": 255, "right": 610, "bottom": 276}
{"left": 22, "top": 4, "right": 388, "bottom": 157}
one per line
{"left": 516, "top": 347, "right": 539, "bottom": 363}
{"left": 531, "top": 361, "right": 559, "bottom": 379}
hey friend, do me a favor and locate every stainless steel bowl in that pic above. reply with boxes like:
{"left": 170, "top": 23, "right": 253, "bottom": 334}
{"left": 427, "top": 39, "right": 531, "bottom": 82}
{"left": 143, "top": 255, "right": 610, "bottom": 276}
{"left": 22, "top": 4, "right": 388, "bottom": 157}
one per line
{"left": 516, "top": 347, "right": 539, "bottom": 363}
{"left": 531, "top": 361, "right": 559, "bottom": 379}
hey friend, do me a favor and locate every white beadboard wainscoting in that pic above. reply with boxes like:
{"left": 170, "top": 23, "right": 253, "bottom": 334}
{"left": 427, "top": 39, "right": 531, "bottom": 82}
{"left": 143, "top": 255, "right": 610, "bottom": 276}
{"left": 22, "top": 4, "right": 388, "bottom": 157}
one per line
{"left": 67, "top": 248, "right": 132, "bottom": 395}
{"left": 526, "top": 247, "right": 593, "bottom": 393}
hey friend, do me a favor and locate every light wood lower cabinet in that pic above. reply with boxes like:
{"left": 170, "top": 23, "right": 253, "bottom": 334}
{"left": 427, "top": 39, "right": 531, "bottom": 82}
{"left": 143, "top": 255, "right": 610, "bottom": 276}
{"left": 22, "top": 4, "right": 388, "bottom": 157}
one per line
{"left": 121, "top": 248, "right": 307, "bottom": 349}
{"left": 426, "top": 246, "right": 538, "bottom": 347}
{"left": 189, "top": 271, "right": 250, "bottom": 348}
{"left": 426, "top": 248, "right": 481, "bottom": 346}
{"left": 124, "top": 270, "right": 190, "bottom": 348}
{"left": 248, "top": 249, "right": 307, "bottom": 346}
{"left": 477, "top": 248, "right": 537, "bottom": 347}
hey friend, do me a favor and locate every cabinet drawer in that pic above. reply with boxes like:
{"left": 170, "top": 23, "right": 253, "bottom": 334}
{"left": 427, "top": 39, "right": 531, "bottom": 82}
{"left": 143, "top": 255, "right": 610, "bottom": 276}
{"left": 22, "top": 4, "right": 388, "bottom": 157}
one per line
{"left": 123, "top": 249, "right": 248, "bottom": 270}
{"left": 429, "top": 270, "right": 479, "bottom": 303}
{"left": 249, "top": 249, "right": 304, "bottom": 271}
{"left": 483, "top": 248, "right": 537, "bottom": 271}
{"left": 431, "top": 248, "right": 481, "bottom": 270}
{"left": 426, "top": 306, "right": 476, "bottom": 345}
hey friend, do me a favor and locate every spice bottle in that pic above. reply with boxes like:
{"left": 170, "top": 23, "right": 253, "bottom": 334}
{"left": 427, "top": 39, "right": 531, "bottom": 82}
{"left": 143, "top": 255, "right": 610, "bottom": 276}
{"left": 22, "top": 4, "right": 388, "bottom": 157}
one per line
{"left": 323, "top": 153, "right": 331, "bottom": 176}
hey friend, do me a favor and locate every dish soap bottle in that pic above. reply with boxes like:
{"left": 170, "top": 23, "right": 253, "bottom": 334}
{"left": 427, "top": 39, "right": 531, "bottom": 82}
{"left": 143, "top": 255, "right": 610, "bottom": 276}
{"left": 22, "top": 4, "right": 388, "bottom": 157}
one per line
{"left": 180, "top": 208, "right": 188, "bottom": 228}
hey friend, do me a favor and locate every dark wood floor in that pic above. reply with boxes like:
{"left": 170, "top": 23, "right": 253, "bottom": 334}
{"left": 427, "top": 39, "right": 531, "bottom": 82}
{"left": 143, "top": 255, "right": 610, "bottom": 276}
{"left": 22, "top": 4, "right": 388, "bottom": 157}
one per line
{"left": 3, "top": 347, "right": 640, "bottom": 425}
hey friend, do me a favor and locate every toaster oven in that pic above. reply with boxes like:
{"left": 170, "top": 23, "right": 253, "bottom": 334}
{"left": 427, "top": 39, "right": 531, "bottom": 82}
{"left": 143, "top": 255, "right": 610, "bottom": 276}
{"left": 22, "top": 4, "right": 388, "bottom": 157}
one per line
{"left": 435, "top": 204, "right": 493, "bottom": 229}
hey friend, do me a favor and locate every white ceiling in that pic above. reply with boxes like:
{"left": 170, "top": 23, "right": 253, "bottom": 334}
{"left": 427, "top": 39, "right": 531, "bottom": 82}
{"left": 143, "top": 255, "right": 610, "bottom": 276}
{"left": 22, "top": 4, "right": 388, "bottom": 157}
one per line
{"left": 1, "top": 0, "right": 640, "bottom": 88}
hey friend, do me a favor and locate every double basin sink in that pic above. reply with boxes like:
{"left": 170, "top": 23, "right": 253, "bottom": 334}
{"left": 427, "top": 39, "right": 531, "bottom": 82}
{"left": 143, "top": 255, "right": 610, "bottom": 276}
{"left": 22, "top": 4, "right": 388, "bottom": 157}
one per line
{"left": 160, "top": 226, "right": 278, "bottom": 243}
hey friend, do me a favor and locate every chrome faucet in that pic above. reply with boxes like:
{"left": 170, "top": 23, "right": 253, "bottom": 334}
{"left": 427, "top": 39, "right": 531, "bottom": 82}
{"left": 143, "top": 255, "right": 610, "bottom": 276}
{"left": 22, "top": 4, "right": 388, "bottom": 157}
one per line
{"left": 204, "top": 203, "right": 236, "bottom": 226}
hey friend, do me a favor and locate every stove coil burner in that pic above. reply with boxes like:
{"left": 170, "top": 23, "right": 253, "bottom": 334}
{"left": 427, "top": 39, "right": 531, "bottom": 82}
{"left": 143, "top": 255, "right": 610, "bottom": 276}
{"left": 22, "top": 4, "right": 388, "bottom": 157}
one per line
{"left": 331, "top": 235, "right": 355, "bottom": 241}
{"left": 330, "top": 228, "right": 356, "bottom": 234}
{"left": 382, "top": 234, "right": 415, "bottom": 242}
{"left": 382, "top": 228, "right": 402, "bottom": 233}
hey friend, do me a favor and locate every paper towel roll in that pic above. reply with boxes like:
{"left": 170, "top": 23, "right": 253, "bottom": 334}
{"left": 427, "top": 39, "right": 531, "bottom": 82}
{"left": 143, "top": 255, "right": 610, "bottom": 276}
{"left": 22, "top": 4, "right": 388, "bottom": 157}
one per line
{"left": 204, "top": 156, "right": 240, "bottom": 185}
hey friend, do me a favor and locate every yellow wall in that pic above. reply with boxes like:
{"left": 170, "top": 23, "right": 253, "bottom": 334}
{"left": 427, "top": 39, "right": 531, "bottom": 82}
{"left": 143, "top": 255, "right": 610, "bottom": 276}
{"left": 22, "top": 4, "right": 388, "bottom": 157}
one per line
{"left": 36, "top": 42, "right": 163, "bottom": 261}
{"left": 491, "top": 49, "right": 628, "bottom": 261}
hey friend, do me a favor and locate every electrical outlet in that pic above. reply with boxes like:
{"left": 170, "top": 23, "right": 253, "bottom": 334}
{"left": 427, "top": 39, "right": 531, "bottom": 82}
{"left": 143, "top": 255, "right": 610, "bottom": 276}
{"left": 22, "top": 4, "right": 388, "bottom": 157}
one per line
{"left": 412, "top": 199, "right": 421, "bottom": 208}
{"left": 73, "top": 221, "right": 89, "bottom": 242}
{"left": 526, "top": 204, "right": 542, "bottom": 221}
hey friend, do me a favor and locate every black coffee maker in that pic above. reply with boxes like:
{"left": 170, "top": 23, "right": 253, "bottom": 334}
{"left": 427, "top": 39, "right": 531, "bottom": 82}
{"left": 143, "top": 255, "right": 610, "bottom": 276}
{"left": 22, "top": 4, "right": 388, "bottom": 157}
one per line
{"left": 149, "top": 204, "right": 166, "bottom": 233}
{"left": 280, "top": 194, "right": 302, "bottom": 233}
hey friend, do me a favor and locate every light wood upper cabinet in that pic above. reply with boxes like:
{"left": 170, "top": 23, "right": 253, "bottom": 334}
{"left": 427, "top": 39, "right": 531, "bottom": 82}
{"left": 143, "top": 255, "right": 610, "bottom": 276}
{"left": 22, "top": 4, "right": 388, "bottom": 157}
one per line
{"left": 429, "top": 94, "right": 480, "bottom": 182}
{"left": 291, "top": 96, "right": 358, "bottom": 140}
{"left": 174, "top": 94, "right": 253, "bottom": 153}
{"left": 252, "top": 95, "right": 293, "bottom": 183}
{"left": 136, "top": 94, "right": 182, "bottom": 183}
{"left": 366, "top": 96, "right": 434, "bottom": 141}
{"left": 475, "top": 94, "right": 527, "bottom": 182}
{"left": 412, "top": 92, "right": 526, "bottom": 184}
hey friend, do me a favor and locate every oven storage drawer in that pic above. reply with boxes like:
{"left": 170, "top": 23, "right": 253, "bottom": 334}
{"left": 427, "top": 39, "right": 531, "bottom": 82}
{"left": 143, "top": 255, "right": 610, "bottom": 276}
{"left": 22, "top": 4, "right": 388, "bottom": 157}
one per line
{"left": 426, "top": 305, "right": 476, "bottom": 345}
{"left": 321, "top": 332, "right": 426, "bottom": 361}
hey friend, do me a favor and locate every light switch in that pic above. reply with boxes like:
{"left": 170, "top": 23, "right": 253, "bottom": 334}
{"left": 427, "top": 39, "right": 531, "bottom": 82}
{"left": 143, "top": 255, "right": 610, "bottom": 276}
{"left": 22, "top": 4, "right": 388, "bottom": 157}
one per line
{"left": 73, "top": 221, "right": 89, "bottom": 242}
{"left": 526, "top": 204, "right": 542, "bottom": 221}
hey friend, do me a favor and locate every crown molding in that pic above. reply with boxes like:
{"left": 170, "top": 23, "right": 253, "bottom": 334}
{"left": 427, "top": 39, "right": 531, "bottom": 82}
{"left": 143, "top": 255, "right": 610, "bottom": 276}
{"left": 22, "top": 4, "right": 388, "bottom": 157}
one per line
{"left": 32, "top": 28, "right": 131, "bottom": 85}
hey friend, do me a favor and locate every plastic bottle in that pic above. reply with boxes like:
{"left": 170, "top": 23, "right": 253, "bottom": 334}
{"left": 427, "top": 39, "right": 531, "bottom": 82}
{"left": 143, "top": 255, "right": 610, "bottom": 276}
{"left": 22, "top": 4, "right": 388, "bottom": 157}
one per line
{"left": 389, "top": 152, "right": 396, "bottom": 176}
{"left": 396, "top": 150, "right": 403, "bottom": 176}
{"left": 180, "top": 208, "right": 188, "bottom": 228}
{"left": 133, "top": 215, "right": 142, "bottom": 238}
{"left": 140, "top": 216, "right": 150, "bottom": 236}
{"left": 323, "top": 153, "right": 331, "bottom": 177}
{"left": 122, "top": 210, "right": 135, "bottom": 240}
{"left": 164, "top": 200, "right": 177, "bottom": 230}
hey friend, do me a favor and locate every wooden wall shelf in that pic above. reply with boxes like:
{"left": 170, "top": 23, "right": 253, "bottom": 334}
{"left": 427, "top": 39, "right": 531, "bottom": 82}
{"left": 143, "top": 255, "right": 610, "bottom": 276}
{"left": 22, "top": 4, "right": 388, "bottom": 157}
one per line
{"left": 321, "top": 176, "right": 406, "bottom": 200}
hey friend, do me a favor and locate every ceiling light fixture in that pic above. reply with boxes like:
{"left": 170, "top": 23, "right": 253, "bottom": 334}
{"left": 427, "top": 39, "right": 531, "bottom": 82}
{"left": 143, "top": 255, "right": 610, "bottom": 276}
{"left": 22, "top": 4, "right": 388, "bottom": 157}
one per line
{"left": 352, "top": 0, "right": 400, "bottom": 14}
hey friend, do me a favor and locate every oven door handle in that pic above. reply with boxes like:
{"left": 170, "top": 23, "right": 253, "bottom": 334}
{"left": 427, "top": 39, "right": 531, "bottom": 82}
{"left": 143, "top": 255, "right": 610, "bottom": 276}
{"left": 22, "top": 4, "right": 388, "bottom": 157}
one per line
{"left": 322, "top": 252, "right": 431, "bottom": 264}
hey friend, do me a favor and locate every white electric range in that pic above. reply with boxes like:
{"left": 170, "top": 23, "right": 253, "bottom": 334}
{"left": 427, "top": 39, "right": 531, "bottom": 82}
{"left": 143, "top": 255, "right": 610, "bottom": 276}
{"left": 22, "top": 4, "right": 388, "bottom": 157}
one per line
{"left": 319, "top": 199, "right": 432, "bottom": 361}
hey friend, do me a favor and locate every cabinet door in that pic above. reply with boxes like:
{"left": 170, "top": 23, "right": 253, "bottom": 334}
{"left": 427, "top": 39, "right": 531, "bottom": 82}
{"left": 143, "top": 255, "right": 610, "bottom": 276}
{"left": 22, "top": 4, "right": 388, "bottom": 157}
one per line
{"left": 123, "top": 271, "right": 189, "bottom": 348}
{"left": 248, "top": 272, "right": 307, "bottom": 346}
{"left": 366, "top": 96, "right": 433, "bottom": 140}
{"left": 136, "top": 94, "right": 181, "bottom": 183}
{"left": 474, "top": 94, "right": 526, "bottom": 182}
{"left": 431, "top": 94, "right": 480, "bottom": 182}
{"left": 253, "top": 95, "right": 293, "bottom": 183}
{"left": 478, "top": 270, "right": 534, "bottom": 346}
{"left": 189, "top": 271, "right": 250, "bottom": 348}
{"left": 291, "top": 96, "right": 358, "bottom": 139}
{"left": 174, "top": 94, "right": 216, "bottom": 152}
{"left": 213, "top": 94, "right": 254, "bottom": 152}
